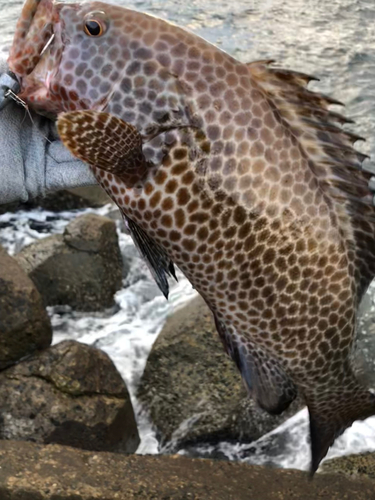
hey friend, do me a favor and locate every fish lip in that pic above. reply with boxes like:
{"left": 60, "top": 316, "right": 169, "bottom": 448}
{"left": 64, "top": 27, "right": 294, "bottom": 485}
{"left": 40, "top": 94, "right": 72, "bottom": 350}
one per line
{"left": 8, "top": 0, "right": 54, "bottom": 74}
{"left": 8, "top": 0, "right": 67, "bottom": 103}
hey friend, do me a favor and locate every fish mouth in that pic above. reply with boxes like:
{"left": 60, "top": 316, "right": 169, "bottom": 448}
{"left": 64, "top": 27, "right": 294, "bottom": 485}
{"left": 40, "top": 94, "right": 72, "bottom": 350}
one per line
{"left": 8, "top": 0, "right": 65, "bottom": 106}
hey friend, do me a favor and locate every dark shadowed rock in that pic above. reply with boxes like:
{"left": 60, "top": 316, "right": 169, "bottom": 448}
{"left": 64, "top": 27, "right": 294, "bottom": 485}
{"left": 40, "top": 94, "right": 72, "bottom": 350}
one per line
{"left": 0, "top": 246, "right": 52, "bottom": 370}
{"left": 0, "top": 441, "right": 374, "bottom": 500}
{"left": 0, "top": 186, "right": 112, "bottom": 215}
{"left": 36, "top": 186, "right": 112, "bottom": 211}
{"left": 16, "top": 213, "right": 123, "bottom": 311}
{"left": 137, "top": 296, "right": 302, "bottom": 451}
{"left": 0, "top": 340, "right": 139, "bottom": 453}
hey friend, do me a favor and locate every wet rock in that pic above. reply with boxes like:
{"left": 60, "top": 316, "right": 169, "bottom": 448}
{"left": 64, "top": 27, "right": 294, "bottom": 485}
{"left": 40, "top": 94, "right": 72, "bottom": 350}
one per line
{"left": 49, "top": 186, "right": 112, "bottom": 210}
{"left": 16, "top": 213, "right": 123, "bottom": 311}
{"left": 320, "top": 452, "right": 375, "bottom": 479}
{"left": 0, "top": 186, "right": 112, "bottom": 215}
{"left": 0, "top": 340, "right": 139, "bottom": 453}
{"left": 137, "top": 296, "right": 302, "bottom": 451}
{"left": 27, "top": 187, "right": 111, "bottom": 212}
{"left": 0, "top": 246, "right": 52, "bottom": 370}
{"left": 353, "top": 286, "right": 375, "bottom": 389}
{"left": 0, "top": 441, "right": 373, "bottom": 500}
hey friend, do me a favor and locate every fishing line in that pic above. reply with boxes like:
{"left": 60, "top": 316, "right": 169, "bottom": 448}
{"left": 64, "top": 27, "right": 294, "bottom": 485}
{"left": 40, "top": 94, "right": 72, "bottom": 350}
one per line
{"left": 4, "top": 88, "right": 52, "bottom": 144}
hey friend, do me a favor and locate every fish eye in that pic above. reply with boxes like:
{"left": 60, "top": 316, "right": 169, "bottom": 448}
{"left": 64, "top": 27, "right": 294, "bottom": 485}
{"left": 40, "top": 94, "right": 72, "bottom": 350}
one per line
{"left": 84, "top": 19, "right": 104, "bottom": 36}
{"left": 83, "top": 11, "right": 108, "bottom": 37}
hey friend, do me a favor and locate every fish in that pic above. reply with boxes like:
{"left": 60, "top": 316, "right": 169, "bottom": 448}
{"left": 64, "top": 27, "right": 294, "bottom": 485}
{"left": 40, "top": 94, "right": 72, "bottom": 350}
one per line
{"left": 8, "top": 0, "right": 375, "bottom": 474}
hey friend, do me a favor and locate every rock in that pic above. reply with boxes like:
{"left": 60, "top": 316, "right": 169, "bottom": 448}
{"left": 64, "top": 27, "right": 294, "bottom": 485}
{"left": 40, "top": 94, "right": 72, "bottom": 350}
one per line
{"left": 320, "top": 452, "right": 375, "bottom": 479}
{"left": 137, "top": 296, "right": 302, "bottom": 451}
{"left": 0, "top": 187, "right": 111, "bottom": 215}
{"left": 16, "top": 213, "right": 123, "bottom": 311}
{"left": 0, "top": 186, "right": 112, "bottom": 215}
{"left": 0, "top": 340, "right": 140, "bottom": 454}
{"left": 0, "top": 441, "right": 374, "bottom": 500}
{"left": 52, "top": 186, "right": 112, "bottom": 210}
{"left": 28, "top": 188, "right": 110, "bottom": 212}
{"left": 0, "top": 246, "right": 52, "bottom": 370}
{"left": 352, "top": 287, "right": 375, "bottom": 389}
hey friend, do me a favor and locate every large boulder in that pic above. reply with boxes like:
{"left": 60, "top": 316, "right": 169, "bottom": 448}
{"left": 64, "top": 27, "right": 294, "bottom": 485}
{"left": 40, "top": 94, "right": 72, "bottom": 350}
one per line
{"left": 0, "top": 246, "right": 52, "bottom": 370}
{"left": 0, "top": 441, "right": 374, "bottom": 500}
{"left": 0, "top": 340, "right": 139, "bottom": 453}
{"left": 137, "top": 296, "right": 302, "bottom": 451}
{"left": 16, "top": 213, "right": 123, "bottom": 311}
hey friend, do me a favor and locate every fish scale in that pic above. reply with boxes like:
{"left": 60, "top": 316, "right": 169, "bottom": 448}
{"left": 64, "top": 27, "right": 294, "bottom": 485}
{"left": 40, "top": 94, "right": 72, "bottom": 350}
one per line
{"left": 7, "top": 0, "right": 375, "bottom": 475}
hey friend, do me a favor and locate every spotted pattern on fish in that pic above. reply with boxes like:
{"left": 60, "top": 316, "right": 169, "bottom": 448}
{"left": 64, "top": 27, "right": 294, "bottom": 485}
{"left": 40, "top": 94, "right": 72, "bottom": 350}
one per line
{"left": 8, "top": 0, "right": 375, "bottom": 474}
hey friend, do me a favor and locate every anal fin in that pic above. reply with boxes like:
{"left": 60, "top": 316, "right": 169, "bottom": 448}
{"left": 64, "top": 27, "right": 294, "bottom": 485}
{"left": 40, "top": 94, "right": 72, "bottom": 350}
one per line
{"left": 214, "top": 316, "right": 297, "bottom": 415}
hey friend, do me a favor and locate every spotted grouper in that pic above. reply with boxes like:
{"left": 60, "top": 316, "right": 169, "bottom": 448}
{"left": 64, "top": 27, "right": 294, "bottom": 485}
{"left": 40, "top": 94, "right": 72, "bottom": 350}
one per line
{"left": 8, "top": 0, "right": 375, "bottom": 474}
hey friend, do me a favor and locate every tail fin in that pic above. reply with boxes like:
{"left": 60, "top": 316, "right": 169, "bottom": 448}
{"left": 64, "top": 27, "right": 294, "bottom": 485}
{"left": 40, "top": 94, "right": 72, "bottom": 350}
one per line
{"left": 306, "top": 387, "right": 375, "bottom": 475}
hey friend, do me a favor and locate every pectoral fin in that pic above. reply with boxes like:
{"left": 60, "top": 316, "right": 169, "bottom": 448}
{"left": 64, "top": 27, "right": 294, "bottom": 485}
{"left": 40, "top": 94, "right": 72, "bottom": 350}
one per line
{"left": 57, "top": 110, "right": 150, "bottom": 187}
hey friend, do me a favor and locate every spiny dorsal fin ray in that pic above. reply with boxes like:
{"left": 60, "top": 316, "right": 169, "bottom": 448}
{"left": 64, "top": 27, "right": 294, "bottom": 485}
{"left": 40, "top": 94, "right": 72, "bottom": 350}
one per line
{"left": 247, "top": 61, "right": 319, "bottom": 86}
{"left": 214, "top": 316, "right": 297, "bottom": 414}
{"left": 299, "top": 117, "right": 366, "bottom": 145}
{"left": 296, "top": 106, "right": 355, "bottom": 126}
{"left": 247, "top": 61, "right": 375, "bottom": 295}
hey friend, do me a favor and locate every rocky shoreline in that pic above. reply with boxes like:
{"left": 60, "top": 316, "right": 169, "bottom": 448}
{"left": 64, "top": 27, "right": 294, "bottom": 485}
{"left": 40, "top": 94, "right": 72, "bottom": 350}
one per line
{"left": 1, "top": 191, "right": 375, "bottom": 498}
{"left": 0, "top": 209, "right": 139, "bottom": 453}
{"left": 0, "top": 199, "right": 304, "bottom": 460}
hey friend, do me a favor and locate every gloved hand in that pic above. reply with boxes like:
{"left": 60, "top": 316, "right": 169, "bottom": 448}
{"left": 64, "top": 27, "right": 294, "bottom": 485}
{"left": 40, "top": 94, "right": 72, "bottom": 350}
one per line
{"left": 0, "top": 61, "right": 96, "bottom": 206}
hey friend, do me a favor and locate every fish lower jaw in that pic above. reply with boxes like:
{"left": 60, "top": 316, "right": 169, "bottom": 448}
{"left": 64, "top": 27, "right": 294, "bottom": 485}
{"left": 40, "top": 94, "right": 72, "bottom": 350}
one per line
{"left": 20, "top": 86, "right": 48, "bottom": 106}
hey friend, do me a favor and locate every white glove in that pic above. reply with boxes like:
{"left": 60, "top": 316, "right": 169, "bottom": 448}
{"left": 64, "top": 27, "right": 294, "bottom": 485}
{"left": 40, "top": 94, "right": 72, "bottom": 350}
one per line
{"left": 0, "top": 61, "right": 96, "bottom": 205}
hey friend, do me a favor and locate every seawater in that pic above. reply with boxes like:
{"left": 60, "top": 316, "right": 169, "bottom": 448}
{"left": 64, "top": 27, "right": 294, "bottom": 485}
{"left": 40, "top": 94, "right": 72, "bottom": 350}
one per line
{"left": 1, "top": 0, "right": 375, "bottom": 471}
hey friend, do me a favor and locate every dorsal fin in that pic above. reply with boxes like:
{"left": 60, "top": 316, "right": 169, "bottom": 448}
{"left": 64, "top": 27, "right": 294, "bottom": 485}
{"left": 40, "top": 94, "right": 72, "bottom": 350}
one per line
{"left": 247, "top": 61, "right": 375, "bottom": 297}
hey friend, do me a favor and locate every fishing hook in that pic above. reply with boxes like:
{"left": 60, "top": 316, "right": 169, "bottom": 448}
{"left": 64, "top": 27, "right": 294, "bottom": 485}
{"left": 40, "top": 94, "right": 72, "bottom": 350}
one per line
{"left": 0, "top": 71, "right": 20, "bottom": 111}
